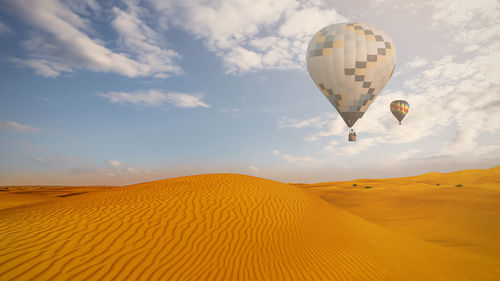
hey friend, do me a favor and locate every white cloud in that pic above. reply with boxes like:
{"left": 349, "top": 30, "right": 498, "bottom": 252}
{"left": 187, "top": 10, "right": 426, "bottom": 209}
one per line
{"left": 279, "top": 113, "right": 356, "bottom": 142}
{"left": 389, "top": 149, "right": 421, "bottom": 162}
{"left": 149, "top": 0, "right": 347, "bottom": 73}
{"left": 278, "top": 114, "right": 331, "bottom": 129}
{"left": 280, "top": 86, "right": 451, "bottom": 156}
{"left": 322, "top": 140, "right": 338, "bottom": 152}
{"left": 473, "top": 145, "right": 500, "bottom": 156}
{"left": 432, "top": 0, "right": 499, "bottom": 27}
{"left": 99, "top": 90, "right": 168, "bottom": 106}
{"left": 165, "top": 93, "right": 210, "bottom": 108}
{"left": 65, "top": 0, "right": 101, "bottom": 16}
{"left": 313, "top": 116, "right": 346, "bottom": 139}
{"left": 111, "top": 3, "right": 182, "bottom": 77}
{"left": 108, "top": 160, "right": 122, "bottom": 167}
{"left": 247, "top": 165, "right": 260, "bottom": 176}
{"left": 272, "top": 149, "right": 318, "bottom": 163}
{"left": 0, "top": 121, "right": 40, "bottom": 133}
{"left": 325, "top": 138, "right": 380, "bottom": 156}
{"left": 11, "top": 58, "right": 73, "bottom": 78}
{"left": 404, "top": 56, "right": 428, "bottom": 69}
{"left": 126, "top": 167, "right": 139, "bottom": 173}
{"left": 278, "top": 0, "right": 500, "bottom": 160}
{"left": 151, "top": 0, "right": 297, "bottom": 50}
{"left": 224, "top": 47, "right": 263, "bottom": 73}
{"left": 432, "top": 0, "right": 500, "bottom": 52}
{"left": 278, "top": 7, "right": 345, "bottom": 38}
{"left": 99, "top": 90, "right": 210, "bottom": 108}
{"left": 6, "top": 0, "right": 182, "bottom": 78}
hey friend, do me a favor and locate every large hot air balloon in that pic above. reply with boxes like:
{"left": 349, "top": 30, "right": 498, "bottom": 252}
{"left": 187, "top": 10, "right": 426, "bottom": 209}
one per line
{"left": 306, "top": 23, "right": 396, "bottom": 141}
{"left": 390, "top": 100, "right": 409, "bottom": 125}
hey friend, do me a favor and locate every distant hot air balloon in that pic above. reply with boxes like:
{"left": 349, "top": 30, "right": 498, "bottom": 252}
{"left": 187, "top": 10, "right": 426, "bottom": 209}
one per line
{"left": 306, "top": 23, "right": 396, "bottom": 141}
{"left": 390, "top": 100, "right": 409, "bottom": 125}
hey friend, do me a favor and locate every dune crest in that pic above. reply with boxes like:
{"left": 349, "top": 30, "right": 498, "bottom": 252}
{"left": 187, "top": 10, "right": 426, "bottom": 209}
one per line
{"left": 0, "top": 173, "right": 497, "bottom": 280}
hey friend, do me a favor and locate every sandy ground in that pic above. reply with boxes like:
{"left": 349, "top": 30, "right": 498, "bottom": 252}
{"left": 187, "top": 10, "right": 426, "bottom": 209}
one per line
{"left": 295, "top": 166, "right": 500, "bottom": 260}
{"left": 0, "top": 167, "right": 498, "bottom": 280}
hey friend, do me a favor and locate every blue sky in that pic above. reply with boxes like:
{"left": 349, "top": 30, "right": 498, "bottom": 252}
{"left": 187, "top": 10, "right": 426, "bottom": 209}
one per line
{"left": 0, "top": 0, "right": 499, "bottom": 185}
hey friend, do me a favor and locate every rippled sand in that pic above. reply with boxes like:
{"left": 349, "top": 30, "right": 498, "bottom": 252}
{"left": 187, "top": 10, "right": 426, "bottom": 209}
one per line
{"left": 1, "top": 168, "right": 499, "bottom": 280}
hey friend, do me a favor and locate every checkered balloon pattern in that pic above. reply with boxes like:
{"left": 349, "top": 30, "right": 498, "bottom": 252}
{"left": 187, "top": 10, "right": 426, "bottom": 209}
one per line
{"left": 306, "top": 23, "right": 396, "bottom": 127}
{"left": 390, "top": 100, "right": 409, "bottom": 123}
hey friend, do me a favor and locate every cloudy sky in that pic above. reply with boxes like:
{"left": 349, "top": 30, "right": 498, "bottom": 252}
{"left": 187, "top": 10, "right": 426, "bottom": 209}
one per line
{"left": 0, "top": 0, "right": 498, "bottom": 185}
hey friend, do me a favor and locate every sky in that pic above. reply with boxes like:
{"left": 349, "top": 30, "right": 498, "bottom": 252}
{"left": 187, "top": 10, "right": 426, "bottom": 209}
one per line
{"left": 0, "top": 0, "right": 499, "bottom": 185}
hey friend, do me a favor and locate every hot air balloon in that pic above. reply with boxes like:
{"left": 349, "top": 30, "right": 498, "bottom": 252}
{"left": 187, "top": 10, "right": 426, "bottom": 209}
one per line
{"left": 306, "top": 23, "right": 396, "bottom": 141}
{"left": 390, "top": 100, "right": 409, "bottom": 125}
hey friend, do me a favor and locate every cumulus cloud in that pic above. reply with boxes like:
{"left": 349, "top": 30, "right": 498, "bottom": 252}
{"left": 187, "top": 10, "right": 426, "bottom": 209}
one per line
{"left": 148, "top": 0, "right": 347, "bottom": 74}
{"left": 5, "top": 0, "right": 182, "bottom": 78}
{"left": 0, "top": 121, "right": 40, "bottom": 133}
{"left": 278, "top": 0, "right": 500, "bottom": 161}
{"left": 432, "top": 0, "right": 499, "bottom": 51}
{"left": 411, "top": 0, "right": 500, "bottom": 157}
{"left": 404, "top": 56, "right": 428, "bottom": 69}
{"left": 432, "top": 0, "right": 499, "bottom": 27}
{"left": 224, "top": 47, "right": 263, "bottom": 73}
{"left": 111, "top": 3, "right": 182, "bottom": 77}
{"left": 99, "top": 90, "right": 210, "bottom": 108}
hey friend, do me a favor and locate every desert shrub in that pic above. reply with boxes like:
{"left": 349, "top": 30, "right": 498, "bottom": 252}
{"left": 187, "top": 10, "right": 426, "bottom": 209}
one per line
{"left": 364, "top": 186, "right": 373, "bottom": 189}
{"left": 455, "top": 184, "right": 463, "bottom": 187}
{"left": 353, "top": 183, "right": 357, "bottom": 187}
{"left": 436, "top": 183, "right": 440, "bottom": 186}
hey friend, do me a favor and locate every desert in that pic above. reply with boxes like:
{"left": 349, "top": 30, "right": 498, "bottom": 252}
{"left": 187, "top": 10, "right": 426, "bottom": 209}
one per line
{"left": 1, "top": 167, "right": 499, "bottom": 280}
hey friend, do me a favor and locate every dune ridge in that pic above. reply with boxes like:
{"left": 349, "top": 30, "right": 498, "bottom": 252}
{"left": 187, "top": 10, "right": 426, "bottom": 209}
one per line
{"left": 0, "top": 173, "right": 498, "bottom": 280}
{"left": 298, "top": 166, "right": 500, "bottom": 261}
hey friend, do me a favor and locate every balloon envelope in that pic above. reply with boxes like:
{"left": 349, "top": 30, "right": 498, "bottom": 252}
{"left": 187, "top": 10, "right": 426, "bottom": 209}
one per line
{"left": 306, "top": 23, "right": 396, "bottom": 127}
{"left": 390, "top": 100, "right": 409, "bottom": 124}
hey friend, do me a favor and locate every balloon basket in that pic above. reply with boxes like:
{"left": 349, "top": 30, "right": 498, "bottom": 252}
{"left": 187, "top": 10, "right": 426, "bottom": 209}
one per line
{"left": 348, "top": 129, "right": 356, "bottom": 142}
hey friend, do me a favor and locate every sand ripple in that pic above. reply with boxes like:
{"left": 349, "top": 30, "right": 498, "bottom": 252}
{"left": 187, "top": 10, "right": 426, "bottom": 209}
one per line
{"left": 0, "top": 174, "right": 495, "bottom": 280}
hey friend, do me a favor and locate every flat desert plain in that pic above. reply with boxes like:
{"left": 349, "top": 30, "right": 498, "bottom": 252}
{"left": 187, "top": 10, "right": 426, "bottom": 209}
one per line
{"left": 0, "top": 167, "right": 499, "bottom": 280}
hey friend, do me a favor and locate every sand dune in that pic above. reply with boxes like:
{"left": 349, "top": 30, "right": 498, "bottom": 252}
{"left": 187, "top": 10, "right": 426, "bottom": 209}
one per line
{"left": 298, "top": 166, "right": 500, "bottom": 267}
{"left": 0, "top": 186, "right": 112, "bottom": 210}
{"left": 1, "top": 172, "right": 499, "bottom": 280}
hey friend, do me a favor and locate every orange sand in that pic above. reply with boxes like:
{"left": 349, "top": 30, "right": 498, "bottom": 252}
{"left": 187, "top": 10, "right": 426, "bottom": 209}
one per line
{"left": 0, "top": 168, "right": 499, "bottom": 280}
{"left": 297, "top": 166, "right": 500, "bottom": 260}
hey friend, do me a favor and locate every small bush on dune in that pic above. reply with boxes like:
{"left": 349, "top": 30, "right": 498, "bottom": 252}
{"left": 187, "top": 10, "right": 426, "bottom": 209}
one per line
{"left": 364, "top": 186, "right": 373, "bottom": 189}
{"left": 353, "top": 183, "right": 357, "bottom": 187}
{"left": 455, "top": 184, "right": 463, "bottom": 187}
{"left": 436, "top": 183, "right": 440, "bottom": 186}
